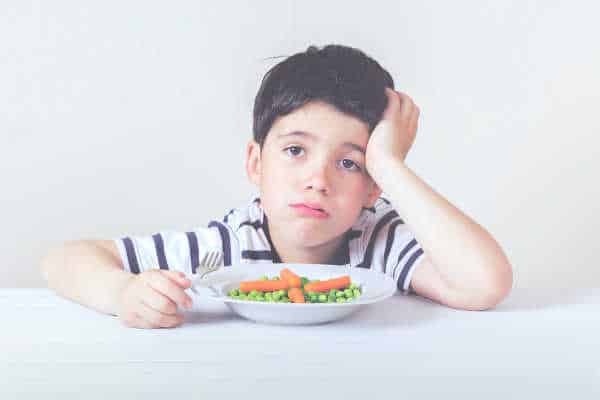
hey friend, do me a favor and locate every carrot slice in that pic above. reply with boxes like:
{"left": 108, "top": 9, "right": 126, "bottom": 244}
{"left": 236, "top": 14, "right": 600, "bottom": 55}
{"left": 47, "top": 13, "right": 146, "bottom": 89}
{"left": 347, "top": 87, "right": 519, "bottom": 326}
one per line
{"left": 239, "top": 279, "right": 289, "bottom": 293}
{"left": 288, "top": 287, "right": 305, "bottom": 303}
{"left": 280, "top": 268, "right": 302, "bottom": 288}
{"left": 303, "top": 276, "right": 351, "bottom": 293}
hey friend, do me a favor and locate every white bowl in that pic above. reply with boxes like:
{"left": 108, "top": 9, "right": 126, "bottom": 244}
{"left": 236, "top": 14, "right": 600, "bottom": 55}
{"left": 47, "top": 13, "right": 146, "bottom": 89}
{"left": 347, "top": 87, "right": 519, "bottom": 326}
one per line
{"left": 201, "top": 263, "right": 397, "bottom": 325}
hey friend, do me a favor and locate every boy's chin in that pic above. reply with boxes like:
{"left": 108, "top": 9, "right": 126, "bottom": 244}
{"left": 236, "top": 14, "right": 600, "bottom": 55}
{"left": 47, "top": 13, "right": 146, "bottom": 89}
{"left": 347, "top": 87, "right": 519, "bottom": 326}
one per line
{"left": 284, "top": 225, "right": 345, "bottom": 248}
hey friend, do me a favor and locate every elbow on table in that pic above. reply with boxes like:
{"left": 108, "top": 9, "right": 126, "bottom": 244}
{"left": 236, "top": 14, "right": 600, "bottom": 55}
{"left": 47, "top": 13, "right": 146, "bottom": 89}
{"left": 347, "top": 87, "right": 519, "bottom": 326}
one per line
{"left": 462, "top": 261, "right": 514, "bottom": 311}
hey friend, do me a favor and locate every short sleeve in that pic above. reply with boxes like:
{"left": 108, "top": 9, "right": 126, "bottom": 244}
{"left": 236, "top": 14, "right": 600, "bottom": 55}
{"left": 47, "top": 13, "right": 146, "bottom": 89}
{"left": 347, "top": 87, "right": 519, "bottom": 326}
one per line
{"left": 382, "top": 221, "right": 425, "bottom": 294}
{"left": 113, "top": 227, "right": 225, "bottom": 276}
{"left": 385, "top": 230, "right": 425, "bottom": 294}
{"left": 351, "top": 203, "right": 426, "bottom": 294}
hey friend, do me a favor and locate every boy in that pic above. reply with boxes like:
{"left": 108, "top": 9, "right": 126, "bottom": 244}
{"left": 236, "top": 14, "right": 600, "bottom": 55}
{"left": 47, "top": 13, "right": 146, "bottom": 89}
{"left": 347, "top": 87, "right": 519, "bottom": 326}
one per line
{"left": 41, "top": 44, "right": 513, "bottom": 329}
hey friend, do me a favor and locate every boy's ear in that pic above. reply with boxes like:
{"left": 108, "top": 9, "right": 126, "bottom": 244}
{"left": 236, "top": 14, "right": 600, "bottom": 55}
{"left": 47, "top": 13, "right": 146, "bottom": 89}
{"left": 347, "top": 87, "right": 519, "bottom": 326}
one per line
{"left": 245, "top": 140, "right": 262, "bottom": 186}
{"left": 364, "top": 181, "right": 383, "bottom": 208}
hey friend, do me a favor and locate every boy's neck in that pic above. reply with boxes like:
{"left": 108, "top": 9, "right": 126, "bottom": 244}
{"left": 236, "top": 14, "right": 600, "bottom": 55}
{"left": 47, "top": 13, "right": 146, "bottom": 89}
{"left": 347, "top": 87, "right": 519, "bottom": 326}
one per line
{"left": 262, "top": 213, "right": 348, "bottom": 265}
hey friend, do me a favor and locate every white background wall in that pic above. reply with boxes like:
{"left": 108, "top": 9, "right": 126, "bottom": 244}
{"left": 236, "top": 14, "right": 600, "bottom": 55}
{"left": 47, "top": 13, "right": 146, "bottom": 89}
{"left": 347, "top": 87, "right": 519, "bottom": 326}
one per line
{"left": 2, "top": 0, "right": 598, "bottom": 288}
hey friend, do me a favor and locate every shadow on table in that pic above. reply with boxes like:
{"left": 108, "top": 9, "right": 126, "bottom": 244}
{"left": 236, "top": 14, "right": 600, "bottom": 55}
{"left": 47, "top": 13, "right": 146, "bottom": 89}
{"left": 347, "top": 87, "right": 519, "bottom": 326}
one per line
{"left": 184, "top": 309, "right": 239, "bottom": 324}
{"left": 491, "top": 288, "right": 597, "bottom": 312}
{"left": 183, "top": 288, "right": 597, "bottom": 327}
{"left": 338, "top": 294, "right": 445, "bottom": 328}
{"left": 183, "top": 296, "right": 240, "bottom": 325}
{"left": 342, "top": 288, "right": 598, "bottom": 326}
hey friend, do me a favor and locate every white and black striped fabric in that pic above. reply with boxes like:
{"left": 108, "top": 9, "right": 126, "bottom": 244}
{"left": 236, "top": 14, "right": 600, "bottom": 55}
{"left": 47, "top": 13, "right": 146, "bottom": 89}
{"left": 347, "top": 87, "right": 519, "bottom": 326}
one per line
{"left": 114, "top": 196, "right": 425, "bottom": 293}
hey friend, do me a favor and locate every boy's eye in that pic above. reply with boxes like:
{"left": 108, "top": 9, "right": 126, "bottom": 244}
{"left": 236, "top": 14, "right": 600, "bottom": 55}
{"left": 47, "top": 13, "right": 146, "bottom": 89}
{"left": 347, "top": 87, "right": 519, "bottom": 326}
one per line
{"left": 284, "top": 146, "right": 304, "bottom": 157}
{"left": 283, "top": 147, "right": 361, "bottom": 172}
{"left": 340, "top": 159, "right": 361, "bottom": 172}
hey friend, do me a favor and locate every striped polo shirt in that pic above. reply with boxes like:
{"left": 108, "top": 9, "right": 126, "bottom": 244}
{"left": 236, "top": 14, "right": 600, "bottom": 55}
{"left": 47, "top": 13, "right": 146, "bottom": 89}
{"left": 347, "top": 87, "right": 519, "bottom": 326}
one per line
{"left": 114, "top": 196, "right": 425, "bottom": 293}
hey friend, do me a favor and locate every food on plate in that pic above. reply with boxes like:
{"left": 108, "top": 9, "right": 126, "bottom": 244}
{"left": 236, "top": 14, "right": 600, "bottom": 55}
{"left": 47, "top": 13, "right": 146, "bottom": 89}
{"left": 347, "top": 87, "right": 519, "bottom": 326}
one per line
{"left": 287, "top": 287, "right": 305, "bottom": 303}
{"left": 228, "top": 268, "right": 361, "bottom": 303}
{"left": 280, "top": 267, "right": 302, "bottom": 288}
{"left": 303, "top": 276, "right": 351, "bottom": 293}
{"left": 239, "top": 279, "right": 289, "bottom": 293}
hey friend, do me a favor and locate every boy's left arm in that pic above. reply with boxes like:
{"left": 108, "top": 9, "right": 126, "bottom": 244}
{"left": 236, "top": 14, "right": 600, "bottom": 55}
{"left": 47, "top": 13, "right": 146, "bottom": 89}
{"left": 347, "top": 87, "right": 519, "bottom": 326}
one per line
{"left": 366, "top": 88, "right": 513, "bottom": 311}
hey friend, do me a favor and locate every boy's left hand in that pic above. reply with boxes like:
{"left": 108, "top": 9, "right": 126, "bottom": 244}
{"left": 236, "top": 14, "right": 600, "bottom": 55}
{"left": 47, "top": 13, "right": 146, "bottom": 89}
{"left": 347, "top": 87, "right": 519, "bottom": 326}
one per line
{"left": 365, "top": 88, "right": 420, "bottom": 177}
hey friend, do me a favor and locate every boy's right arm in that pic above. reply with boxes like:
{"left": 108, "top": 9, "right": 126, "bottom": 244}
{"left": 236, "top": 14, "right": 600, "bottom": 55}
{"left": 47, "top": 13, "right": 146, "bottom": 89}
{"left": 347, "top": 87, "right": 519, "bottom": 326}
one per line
{"left": 40, "top": 240, "right": 193, "bottom": 328}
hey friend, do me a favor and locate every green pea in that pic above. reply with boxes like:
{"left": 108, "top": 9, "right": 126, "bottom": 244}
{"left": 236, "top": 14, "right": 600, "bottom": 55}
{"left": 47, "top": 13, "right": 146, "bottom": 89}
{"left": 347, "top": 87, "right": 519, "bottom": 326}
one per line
{"left": 353, "top": 289, "right": 361, "bottom": 297}
{"left": 336, "top": 297, "right": 346, "bottom": 303}
{"left": 272, "top": 293, "right": 281, "bottom": 301}
{"left": 349, "top": 283, "right": 358, "bottom": 290}
{"left": 344, "top": 289, "right": 353, "bottom": 298}
{"left": 335, "top": 291, "right": 345, "bottom": 298}
{"left": 239, "top": 293, "right": 248, "bottom": 300}
{"left": 250, "top": 290, "right": 259, "bottom": 297}
{"left": 318, "top": 294, "right": 327, "bottom": 302}
{"left": 265, "top": 292, "right": 273, "bottom": 300}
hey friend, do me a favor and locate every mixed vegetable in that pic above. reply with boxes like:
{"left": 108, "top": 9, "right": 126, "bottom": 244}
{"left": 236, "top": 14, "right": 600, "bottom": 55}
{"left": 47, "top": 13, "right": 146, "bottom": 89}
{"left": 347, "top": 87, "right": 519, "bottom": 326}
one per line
{"left": 227, "top": 268, "right": 361, "bottom": 303}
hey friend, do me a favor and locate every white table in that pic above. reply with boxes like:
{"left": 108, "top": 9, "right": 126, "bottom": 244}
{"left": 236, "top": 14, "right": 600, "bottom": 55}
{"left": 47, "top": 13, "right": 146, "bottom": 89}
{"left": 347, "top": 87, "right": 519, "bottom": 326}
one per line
{"left": 1, "top": 288, "right": 599, "bottom": 399}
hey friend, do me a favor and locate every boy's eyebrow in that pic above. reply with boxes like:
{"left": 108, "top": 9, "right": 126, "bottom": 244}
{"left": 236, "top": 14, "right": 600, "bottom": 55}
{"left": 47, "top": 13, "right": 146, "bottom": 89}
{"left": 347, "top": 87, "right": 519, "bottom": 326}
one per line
{"left": 277, "top": 130, "right": 366, "bottom": 154}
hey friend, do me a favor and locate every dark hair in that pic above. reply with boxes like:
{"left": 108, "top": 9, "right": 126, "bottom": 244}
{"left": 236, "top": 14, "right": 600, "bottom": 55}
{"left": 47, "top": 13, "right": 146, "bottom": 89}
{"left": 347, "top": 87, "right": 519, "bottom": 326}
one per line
{"left": 252, "top": 44, "right": 395, "bottom": 147}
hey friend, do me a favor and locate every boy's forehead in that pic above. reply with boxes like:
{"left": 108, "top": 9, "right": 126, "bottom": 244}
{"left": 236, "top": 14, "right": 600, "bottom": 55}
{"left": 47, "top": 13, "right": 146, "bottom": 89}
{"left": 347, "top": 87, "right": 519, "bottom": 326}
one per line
{"left": 269, "top": 101, "right": 370, "bottom": 146}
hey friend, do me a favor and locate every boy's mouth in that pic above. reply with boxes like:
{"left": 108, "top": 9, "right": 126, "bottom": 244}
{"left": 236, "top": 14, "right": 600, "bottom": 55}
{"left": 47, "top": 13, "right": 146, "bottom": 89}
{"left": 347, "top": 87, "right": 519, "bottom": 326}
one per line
{"left": 289, "top": 203, "right": 329, "bottom": 218}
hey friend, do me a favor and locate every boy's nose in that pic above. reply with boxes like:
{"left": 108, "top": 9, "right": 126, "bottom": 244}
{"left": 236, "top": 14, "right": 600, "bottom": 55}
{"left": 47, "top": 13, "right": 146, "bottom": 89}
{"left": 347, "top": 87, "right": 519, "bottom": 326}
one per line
{"left": 304, "top": 166, "right": 332, "bottom": 194}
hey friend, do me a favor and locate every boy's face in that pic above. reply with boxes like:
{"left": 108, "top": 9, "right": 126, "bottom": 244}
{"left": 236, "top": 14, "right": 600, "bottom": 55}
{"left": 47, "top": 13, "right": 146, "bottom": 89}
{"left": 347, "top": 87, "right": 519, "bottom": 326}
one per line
{"left": 246, "top": 101, "right": 382, "bottom": 248}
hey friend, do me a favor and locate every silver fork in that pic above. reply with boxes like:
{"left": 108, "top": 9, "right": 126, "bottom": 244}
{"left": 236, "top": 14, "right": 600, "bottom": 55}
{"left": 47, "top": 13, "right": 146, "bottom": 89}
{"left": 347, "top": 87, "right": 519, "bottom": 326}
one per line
{"left": 190, "top": 250, "right": 223, "bottom": 295}
{"left": 195, "top": 250, "right": 223, "bottom": 279}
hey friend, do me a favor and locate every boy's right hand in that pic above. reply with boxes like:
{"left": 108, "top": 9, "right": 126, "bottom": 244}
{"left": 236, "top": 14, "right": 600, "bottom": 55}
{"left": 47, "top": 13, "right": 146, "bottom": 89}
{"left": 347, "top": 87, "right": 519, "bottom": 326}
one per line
{"left": 116, "top": 269, "right": 193, "bottom": 329}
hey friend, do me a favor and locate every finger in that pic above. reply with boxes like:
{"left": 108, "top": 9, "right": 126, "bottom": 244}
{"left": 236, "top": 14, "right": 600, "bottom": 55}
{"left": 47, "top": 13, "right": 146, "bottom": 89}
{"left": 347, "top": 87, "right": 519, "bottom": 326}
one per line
{"left": 120, "top": 310, "right": 154, "bottom": 329}
{"left": 140, "top": 282, "right": 178, "bottom": 315}
{"left": 408, "top": 117, "right": 419, "bottom": 139}
{"left": 136, "top": 300, "right": 184, "bottom": 328}
{"left": 130, "top": 313, "right": 155, "bottom": 329}
{"left": 161, "top": 270, "right": 192, "bottom": 289}
{"left": 383, "top": 87, "right": 401, "bottom": 119}
{"left": 147, "top": 272, "right": 193, "bottom": 309}
{"left": 397, "top": 91, "right": 415, "bottom": 119}
{"left": 409, "top": 105, "right": 420, "bottom": 132}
